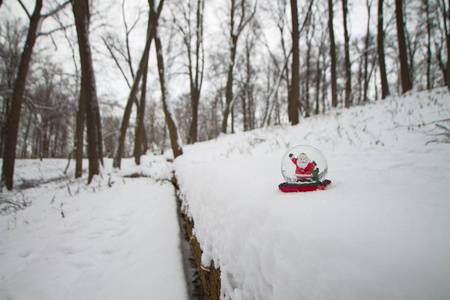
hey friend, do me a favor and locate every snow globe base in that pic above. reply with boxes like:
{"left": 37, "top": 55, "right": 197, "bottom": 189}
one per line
{"left": 278, "top": 180, "right": 331, "bottom": 193}
{"left": 279, "top": 145, "right": 331, "bottom": 193}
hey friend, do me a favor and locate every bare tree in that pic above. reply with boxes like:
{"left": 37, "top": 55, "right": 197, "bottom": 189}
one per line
{"left": 439, "top": 0, "right": 450, "bottom": 89}
{"left": 154, "top": 21, "right": 183, "bottom": 158}
{"left": 73, "top": 0, "right": 103, "bottom": 184}
{"left": 0, "top": 19, "right": 25, "bottom": 157}
{"left": 395, "top": 0, "right": 413, "bottom": 93}
{"left": 362, "top": 0, "right": 373, "bottom": 102}
{"left": 221, "top": 0, "right": 257, "bottom": 133}
{"left": 1, "top": 0, "right": 70, "bottom": 190}
{"left": 289, "top": 0, "right": 300, "bottom": 124}
{"left": 377, "top": 0, "right": 390, "bottom": 99}
{"left": 172, "top": 0, "right": 205, "bottom": 144}
{"left": 342, "top": 0, "right": 351, "bottom": 107}
{"left": 113, "top": 0, "right": 164, "bottom": 169}
{"left": 423, "top": 0, "right": 432, "bottom": 89}
{"left": 446, "top": 0, "right": 450, "bottom": 89}
{"left": 328, "top": 0, "right": 338, "bottom": 108}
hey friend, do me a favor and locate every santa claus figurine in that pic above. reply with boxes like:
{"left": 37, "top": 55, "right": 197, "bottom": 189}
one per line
{"left": 289, "top": 152, "right": 317, "bottom": 182}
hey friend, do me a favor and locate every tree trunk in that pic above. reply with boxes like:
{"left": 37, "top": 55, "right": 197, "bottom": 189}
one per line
{"left": 362, "top": 0, "right": 372, "bottom": 102}
{"left": 221, "top": 0, "right": 256, "bottom": 133}
{"left": 342, "top": 0, "right": 352, "bottom": 108}
{"left": 133, "top": 51, "right": 149, "bottom": 165}
{"left": 1, "top": 0, "right": 43, "bottom": 190}
{"left": 222, "top": 35, "right": 238, "bottom": 133}
{"left": 289, "top": 0, "right": 300, "bottom": 124}
{"left": 377, "top": 0, "right": 390, "bottom": 99}
{"left": 113, "top": 0, "right": 163, "bottom": 169}
{"left": 395, "top": 0, "right": 413, "bottom": 93}
{"left": 154, "top": 29, "right": 183, "bottom": 158}
{"left": 424, "top": 0, "right": 432, "bottom": 89}
{"left": 75, "top": 86, "right": 85, "bottom": 178}
{"left": 328, "top": 0, "right": 338, "bottom": 108}
{"left": 442, "top": 0, "right": 450, "bottom": 89}
{"left": 188, "top": 90, "right": 199, "bottom": 143}
{"left": 73, "top": 0, "right": 102, "bottom": 184}
{"left": 187, "top": 0, "right": 205, "bottom": 144}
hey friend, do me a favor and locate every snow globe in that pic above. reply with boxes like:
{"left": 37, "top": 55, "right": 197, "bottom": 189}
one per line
{"left": 279, "top": 145, "right": 331, "bottom": 192}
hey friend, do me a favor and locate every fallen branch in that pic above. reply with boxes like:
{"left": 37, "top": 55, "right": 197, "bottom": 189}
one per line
{"left": 0, "top": 193, "right": 27, "bottom": 214}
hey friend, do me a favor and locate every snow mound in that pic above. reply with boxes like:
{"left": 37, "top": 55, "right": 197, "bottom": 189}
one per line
{"left": 174, "top": 88, "right": 450, "bottom": 300}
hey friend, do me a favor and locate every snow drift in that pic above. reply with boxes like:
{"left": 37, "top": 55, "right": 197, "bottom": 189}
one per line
{"left": 174, "top": 88, "right": 450, "bottom": 300}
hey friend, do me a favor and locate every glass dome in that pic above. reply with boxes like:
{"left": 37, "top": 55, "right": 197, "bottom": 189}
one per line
{"left": 281, "top": 145, "right": 328, "bottom": 183}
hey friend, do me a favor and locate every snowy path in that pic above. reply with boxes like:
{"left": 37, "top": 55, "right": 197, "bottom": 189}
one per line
{"left": 0, "top": 175, "right": 188, "bottom": 300}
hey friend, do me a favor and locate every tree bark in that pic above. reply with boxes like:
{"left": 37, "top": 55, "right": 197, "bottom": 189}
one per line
{"left": 442, "top": 0, "right": 450, "bottom": 89}
{"left": 154, "top": 28, "right": 183, "bottom": 158}
{"left": 75, "top": 86, "right": 85, "bottom": 178}
{"left": 377, "top": 0, "right": 390, "bottom": 99}
{"left": 1, "top": 0, "right": 43, "bottom": 190}
{"left": 113, "top": 0, "right": 163, "bottom": 169}
{"left": 289, "top": 0, "right": 300, "bottom": 124}
{"left": 222, "top": 35, "right": 238, "bottom": 133}
{"left": 73, "top": 0, "right": 102, "bottom": 184}
{"left": 362, "top": 0, "right": 372, "bottom": 102}
{"left": 133, "top": 51, "right": 149, "bottom": 165}
{"left": 423, "top": 0, "right": 432, "bottom": 89}
{"left": 395, "top": 0, "right": 413, "bottom": 93}
{"left": 342, "top": 0, "right": 352, "bottom": 108}
{"left": 328, "top": 0, "right": 338, "bottom": 108}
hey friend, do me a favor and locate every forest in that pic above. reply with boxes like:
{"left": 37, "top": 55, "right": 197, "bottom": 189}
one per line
{"left": 0, "top": 0, "right": 448, "bottom": 190}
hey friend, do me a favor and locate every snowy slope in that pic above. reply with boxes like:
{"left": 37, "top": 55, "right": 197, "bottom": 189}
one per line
{"left": 174, "top": 88, "right": 450, "bottom": 300}
{"left": 1, "top": 88, "right": 449, "bottom": 300}
{"left": 0, "top": 156, "right": 188, "bottom": 300}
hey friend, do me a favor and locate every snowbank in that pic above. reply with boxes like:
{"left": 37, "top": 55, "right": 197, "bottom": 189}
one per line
{"left": 0, "top": 156, "right": 188, "bottom": 300}
{"left": 174, "top": 89, "right": 450, "bottom": 300}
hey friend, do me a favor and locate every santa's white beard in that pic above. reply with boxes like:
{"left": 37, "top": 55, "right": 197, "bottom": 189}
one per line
{"left": 297, "top": 161, "right": 308, "bottom": 169}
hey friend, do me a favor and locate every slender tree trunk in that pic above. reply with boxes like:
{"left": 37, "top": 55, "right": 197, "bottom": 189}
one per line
{"left": 73, "top": 0, "right": 102, "bottom": 184}
{"left": 395, "top": 0, "right": 413, "bottom": 93}
{"left": 362, "top": 0, "right": 372, "bottom": 102}
{"left": 20, "top": 109, "right": 33, "bottom": 158}
{"left": 134, "top": 52, "right": 149, "bottom": 165}
{"left": 289, "top": 0, "right": 300, "bottom": 124}
{"left": 424, "top": 0, "right": 432, "bottom": 89}
{"left": 221, "top": 0, "right": 256, "bottom": 133}
{"left": 113, "top": 0, "right": 163, "bottom": 168}
{"left": 442, "top": 0, "right": 450, "bottom": 89}
{"left": 222, "top": 35, "right": 238, "bottom": 133}
{"left": 377, "top": 0, "right": 390, "bottom": 99}
{"left": 1, "top": 0, "right": 43, "bottom": 190}
{"left": 328, "top": 0, "right": 338, "bottom": 108}
{"left": 342, "top": 0, "right": 352, "bottom": 108}
{"left": 447, "top": 0, "right": 450, "bottom": 89}
{"left": 154, "top": 29, "right": 183, "bottom": 158}
{"left": 188, "top": 0, "right": 205, "bottom": 144}
{"left": 75, "top": 86, "right": 85, "bottom": 178}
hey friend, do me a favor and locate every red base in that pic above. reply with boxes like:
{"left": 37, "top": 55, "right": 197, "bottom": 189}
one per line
{"left": 278, "top": 180, "right": 331, "bottom": 193}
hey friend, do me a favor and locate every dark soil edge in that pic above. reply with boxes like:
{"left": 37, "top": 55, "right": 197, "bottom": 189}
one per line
{"left": 171, "top": 173, "right": 222, "bottom": 300}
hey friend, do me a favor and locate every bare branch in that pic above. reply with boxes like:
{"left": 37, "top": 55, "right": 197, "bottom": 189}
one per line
{"left": 37, "top": 23, "right": 74, "bottom": 37}
{"left": 102, "top": 37, "right": 132, "bottom": 88}
{"left": 41, "top": 0, "right": 71, "bottom": 19}
{"left": 17, "top": 0, "right": 31, "bottom": 18}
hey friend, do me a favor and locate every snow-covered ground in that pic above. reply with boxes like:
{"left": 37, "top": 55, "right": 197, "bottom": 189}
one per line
{"left": 0, "top": 157, "right": 188, "bottom": 300}
{"left": 174, "top": 88, "right": 450, "bottom": 300}
{"left": 1, "top": 88, "right": 450, "bottom": 300}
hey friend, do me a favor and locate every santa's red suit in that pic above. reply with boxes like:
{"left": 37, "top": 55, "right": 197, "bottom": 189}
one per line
{"left": 291, "top": 155, "right": 316, "bottom": 180}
